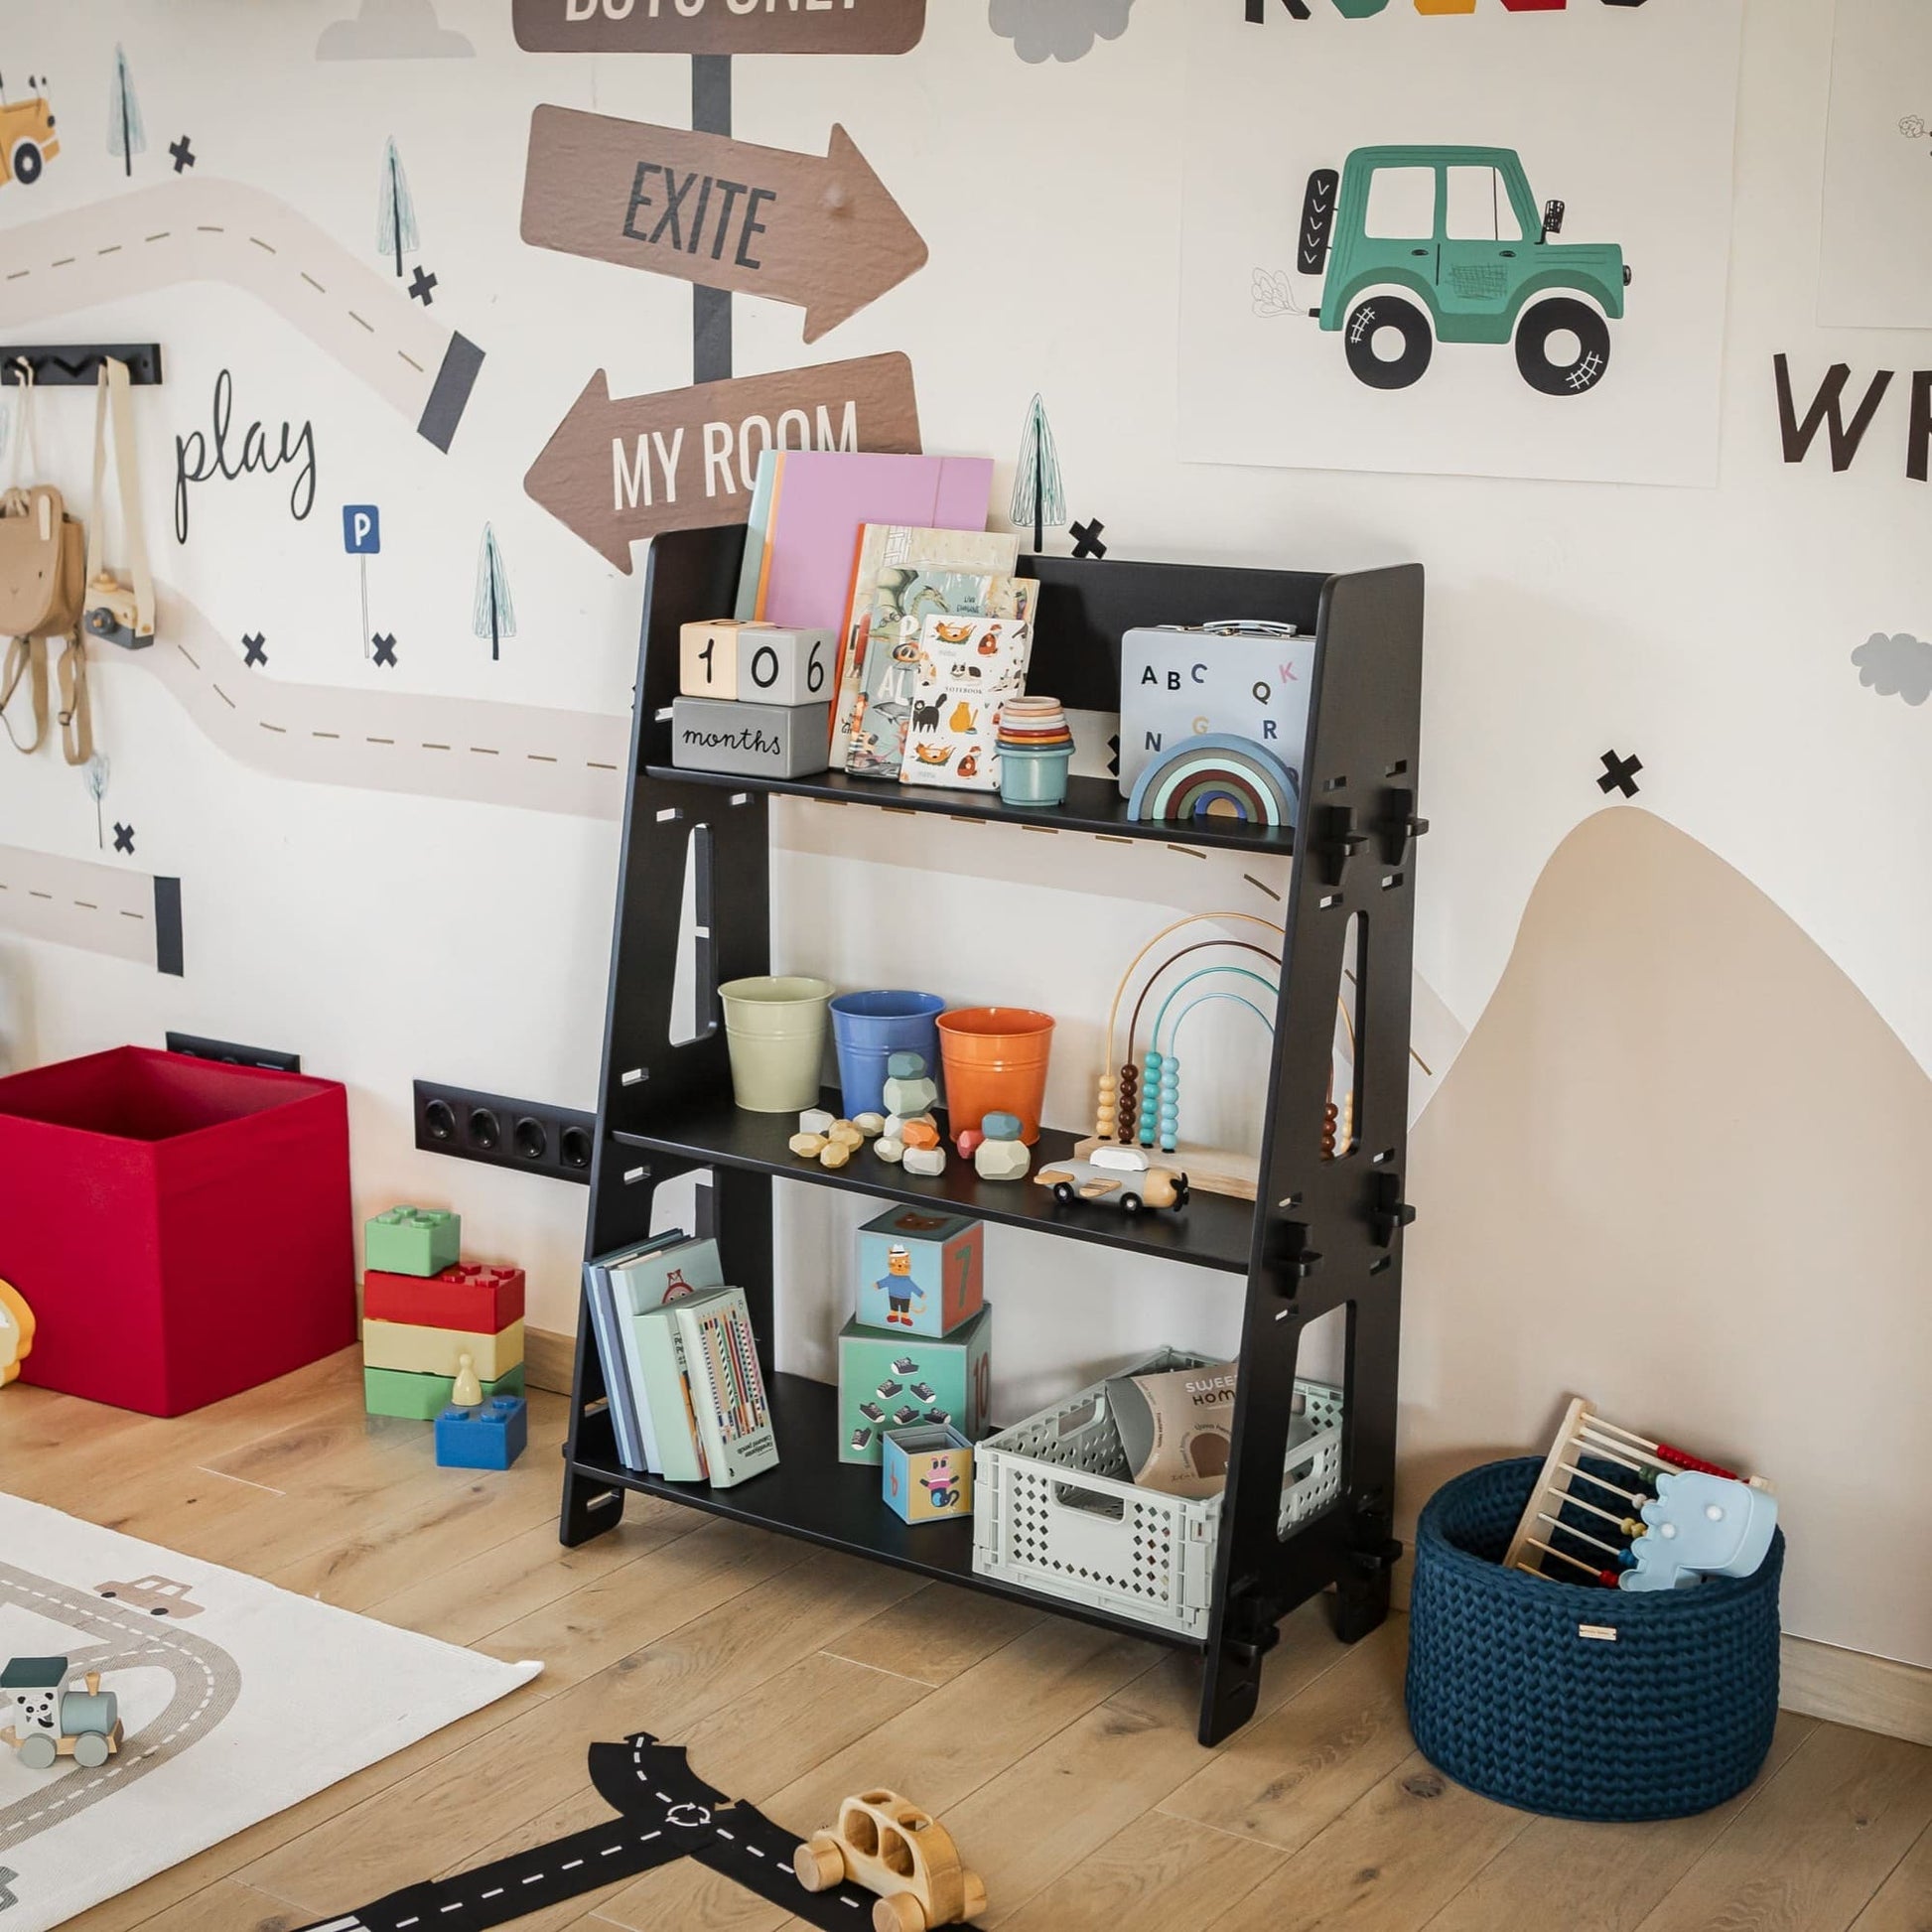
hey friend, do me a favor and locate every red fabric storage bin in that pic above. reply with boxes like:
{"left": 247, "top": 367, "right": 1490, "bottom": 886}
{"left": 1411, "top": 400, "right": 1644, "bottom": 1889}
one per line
{"left": 0, "top": 1046, "right": 355, "bottom": 1416}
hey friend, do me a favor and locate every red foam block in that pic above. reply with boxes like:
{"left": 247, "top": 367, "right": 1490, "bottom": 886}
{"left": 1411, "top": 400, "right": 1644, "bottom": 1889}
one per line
{"left": 363, "top": 1263, "right": 525, "bottom": 1333}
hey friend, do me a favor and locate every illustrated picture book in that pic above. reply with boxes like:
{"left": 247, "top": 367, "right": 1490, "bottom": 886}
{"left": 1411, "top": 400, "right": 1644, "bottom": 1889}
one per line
{"left": 897, "top": 615, "right": 1035, "bottom": 792}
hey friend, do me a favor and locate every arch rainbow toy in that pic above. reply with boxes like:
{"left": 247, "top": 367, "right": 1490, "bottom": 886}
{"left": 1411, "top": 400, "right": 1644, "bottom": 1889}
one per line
{"left": 1126, "top": 733, "right": 1299, "bottom": 828}
{"left": 1078, "top": 911, "right": 1363, "bottom": 1200}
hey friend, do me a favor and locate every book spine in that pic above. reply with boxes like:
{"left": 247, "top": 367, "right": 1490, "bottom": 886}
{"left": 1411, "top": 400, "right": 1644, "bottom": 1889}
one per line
{"left": 680, "top": 1297, "right": 778, "bottom": 1489}
{"left": 636, "top": 1311, "right": 707, "bottom": 1482}
{"left": 618, "top": 1290, "right": 663, "bottom": 1475}
{"left": 583, "top": 1265, "right": 641, "bottom": 1470}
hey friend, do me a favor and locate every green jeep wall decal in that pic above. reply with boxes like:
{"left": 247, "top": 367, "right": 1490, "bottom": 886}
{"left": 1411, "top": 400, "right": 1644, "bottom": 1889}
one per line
{"left": 1299, "top": 145, "right": 1630, "bottom": 394}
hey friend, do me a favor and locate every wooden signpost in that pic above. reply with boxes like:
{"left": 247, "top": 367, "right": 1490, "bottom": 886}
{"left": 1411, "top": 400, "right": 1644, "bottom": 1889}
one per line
{"left": 522, "top": 106, "right": 926, "bottom": 342}
{"left": 523, "top": 352, "right": 920, "bottom": 570}
{"left": 512, "top": 0, "right": 926, "bottom": 56}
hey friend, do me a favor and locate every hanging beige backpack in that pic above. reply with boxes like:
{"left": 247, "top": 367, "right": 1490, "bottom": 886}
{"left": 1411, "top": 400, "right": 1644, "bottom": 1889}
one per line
{"left": 0, "top": 362, "right": 92, "bottom": 764}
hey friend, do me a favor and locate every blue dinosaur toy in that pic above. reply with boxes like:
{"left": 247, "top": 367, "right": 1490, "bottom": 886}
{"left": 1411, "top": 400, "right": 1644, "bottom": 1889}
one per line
{"left": 1619, "top": 1470, "right": 1777, "bottom": 1591}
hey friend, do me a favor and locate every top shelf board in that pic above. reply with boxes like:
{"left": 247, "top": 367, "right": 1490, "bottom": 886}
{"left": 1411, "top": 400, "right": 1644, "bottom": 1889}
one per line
{"left": 644, "top": 762, "right": 1299, "bottom": 856}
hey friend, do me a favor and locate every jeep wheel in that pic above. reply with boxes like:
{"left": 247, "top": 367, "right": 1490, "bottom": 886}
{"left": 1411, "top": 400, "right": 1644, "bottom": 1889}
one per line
{"left": 11, "top": 141, "right": 43, "bottom": 186}
{"left": 1515, "top": 298, "right": 1610, "bottom": 396}
{"left": 1344, "top": 296, "right": 1433, "bottom": 390}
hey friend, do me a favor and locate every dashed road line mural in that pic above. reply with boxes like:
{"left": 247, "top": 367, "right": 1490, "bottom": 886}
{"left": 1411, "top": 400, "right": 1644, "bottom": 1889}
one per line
{"left": 0, "top": 181, "right": 483, "bottom": 453}
{"left": 128, "top": 585, "right": 627, "bottom": 817}
{"left": 0, "top": 844, "right": 182, "bottom": 976}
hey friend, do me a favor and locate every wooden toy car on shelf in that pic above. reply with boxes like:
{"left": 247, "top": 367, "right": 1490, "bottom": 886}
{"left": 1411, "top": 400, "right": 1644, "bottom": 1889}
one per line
{"left": 793, "top": 1788, "right": 987, "bottom": 1931}
{"left": 1035, "top": 1143, "right": 1189, "bottom": 1215}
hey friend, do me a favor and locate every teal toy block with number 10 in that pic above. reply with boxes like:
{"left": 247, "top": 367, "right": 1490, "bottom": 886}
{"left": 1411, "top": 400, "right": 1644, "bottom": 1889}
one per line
{"left": 855, "top": 1206, "right": 983, "bottom": 1337}
{"left": 365, "top": 1206, "right": 460, "bottom": 1279}
{"left": 839, "top": 1305, "right": 990, "bottom": 1465}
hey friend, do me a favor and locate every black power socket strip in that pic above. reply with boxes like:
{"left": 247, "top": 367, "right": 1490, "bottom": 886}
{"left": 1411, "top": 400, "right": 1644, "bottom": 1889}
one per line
{"left": 412, "top": 1079, "right": 597, "bottom": 1185}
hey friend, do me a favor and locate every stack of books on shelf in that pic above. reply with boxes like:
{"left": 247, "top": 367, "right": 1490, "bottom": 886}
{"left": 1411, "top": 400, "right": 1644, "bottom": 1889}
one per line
{"left": 675, "top": 448, "right": 1043, "bottom": 795}
{"left": 584, "top": 1232, "right": 777, "bottom": 1489}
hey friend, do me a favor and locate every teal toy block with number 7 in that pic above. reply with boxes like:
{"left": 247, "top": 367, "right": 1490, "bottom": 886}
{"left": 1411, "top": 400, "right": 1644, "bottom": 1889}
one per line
{"left": 839, "top": 1305, "right": 990, "bottom": 1465}
{"left": 365, "top": 1205, "right": 460, "bottom": 1279}
{"left": 856, "top": 1205, "right": 983, "bottom": 1338}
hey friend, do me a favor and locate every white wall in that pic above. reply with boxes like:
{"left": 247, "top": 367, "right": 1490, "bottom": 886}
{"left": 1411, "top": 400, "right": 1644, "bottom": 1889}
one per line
{"left": 1, "top": 0, "right": 1926, "bottom": 1663}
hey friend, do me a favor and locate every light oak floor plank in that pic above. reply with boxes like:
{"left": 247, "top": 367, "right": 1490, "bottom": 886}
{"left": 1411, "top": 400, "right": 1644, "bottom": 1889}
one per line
{"left": 1630, "top": 1722, "right": 1932, "bottom": 1932}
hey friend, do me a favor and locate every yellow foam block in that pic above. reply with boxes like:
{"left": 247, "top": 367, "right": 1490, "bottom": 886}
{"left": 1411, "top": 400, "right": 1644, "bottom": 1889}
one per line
{"left": 360, "top": 1315, "right": 524, "bottom": 1381}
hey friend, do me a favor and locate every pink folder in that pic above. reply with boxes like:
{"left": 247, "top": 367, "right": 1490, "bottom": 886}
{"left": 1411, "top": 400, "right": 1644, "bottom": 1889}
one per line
{"left": 752, "top": 452, "right": 994, "bottom": 636}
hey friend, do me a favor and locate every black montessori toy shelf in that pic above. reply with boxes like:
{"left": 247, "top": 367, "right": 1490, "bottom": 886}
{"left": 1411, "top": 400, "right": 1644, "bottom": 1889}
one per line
{"left": 561, "top": 525, "right": 1427, "bottom": 1747}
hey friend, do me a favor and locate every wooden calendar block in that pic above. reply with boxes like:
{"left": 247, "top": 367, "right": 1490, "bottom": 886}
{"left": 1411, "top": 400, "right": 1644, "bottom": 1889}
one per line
{"left": 738, "top": 626, "right": 834, "bottom": 708}
{"left": 680, "top": 619, "right": 770, "bottom": 700}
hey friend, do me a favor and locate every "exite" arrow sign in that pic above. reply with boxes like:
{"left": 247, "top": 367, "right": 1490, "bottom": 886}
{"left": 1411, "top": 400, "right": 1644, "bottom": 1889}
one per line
{"left": 525, "top": 351, "right": 921, "bottom": 571}
{"left": 512, "top": 0, "right": 925, "bottom": 55}
{"left": 522, "top": 106, "right": 926, "bottom": 342}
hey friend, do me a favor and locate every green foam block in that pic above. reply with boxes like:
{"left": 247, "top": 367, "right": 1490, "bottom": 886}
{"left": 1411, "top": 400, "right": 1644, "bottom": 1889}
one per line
{"left": 364, "top": 1361, "right": 524, "bottom": 1422}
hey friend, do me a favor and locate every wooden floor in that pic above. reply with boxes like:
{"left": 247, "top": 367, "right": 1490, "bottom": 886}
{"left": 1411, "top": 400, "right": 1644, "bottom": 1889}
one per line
{"left": 6, "top": 1350, "right": 1930, "bottom": 1932}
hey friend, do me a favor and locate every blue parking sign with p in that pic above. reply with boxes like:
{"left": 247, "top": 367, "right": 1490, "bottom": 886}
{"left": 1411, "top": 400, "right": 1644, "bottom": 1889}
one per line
{"left": 343, "top": 505, "right": 381, "bottom": 554}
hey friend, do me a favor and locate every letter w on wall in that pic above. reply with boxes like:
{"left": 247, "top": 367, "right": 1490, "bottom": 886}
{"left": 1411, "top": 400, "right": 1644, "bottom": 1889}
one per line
{"left": 1774, "top": 354, "right": 1893, "bottom": 472}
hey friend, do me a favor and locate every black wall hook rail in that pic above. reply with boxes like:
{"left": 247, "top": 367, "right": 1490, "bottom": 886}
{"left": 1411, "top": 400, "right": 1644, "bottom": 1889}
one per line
{"left": 2, "top": 344, "right": 165, "bottom": 386}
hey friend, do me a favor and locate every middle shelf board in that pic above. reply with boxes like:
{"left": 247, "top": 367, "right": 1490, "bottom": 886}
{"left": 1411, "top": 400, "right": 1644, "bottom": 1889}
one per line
{"left": 615, "top": 1089, "right": 1260, "bottom": 1274}
{"left": 572, "top": 1370, "right": 1208, "bottom": 1653}
{"left": 644, "top": 763, "right": 1300, "bottom": 858}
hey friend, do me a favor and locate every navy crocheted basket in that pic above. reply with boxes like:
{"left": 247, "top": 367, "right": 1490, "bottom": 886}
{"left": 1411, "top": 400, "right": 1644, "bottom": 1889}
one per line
{"left": 1406, "top": 1456, "right": 1783, "bottom": 1822}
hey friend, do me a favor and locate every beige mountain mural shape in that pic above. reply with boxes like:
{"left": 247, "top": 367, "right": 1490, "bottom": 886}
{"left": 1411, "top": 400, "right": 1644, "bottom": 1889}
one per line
{"left": 1401, "top": 807, "right": 1931, "bottom": 1665}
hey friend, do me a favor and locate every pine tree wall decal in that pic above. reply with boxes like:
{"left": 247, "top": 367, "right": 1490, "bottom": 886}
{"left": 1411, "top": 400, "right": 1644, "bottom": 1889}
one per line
{"left": 84, "top": 754, "right": 110, "bottom": 849}
{"left": 106, "top": 45, "right": 146, "bottom": 178}
{"left": 472, "top": 523, "right": 516, "bottom": 662}
{"left": 1010, "top": 394, "right": 1065, "bottom": 554}
{"left": 375, "top": 136, "right": 420, "bottom": 278}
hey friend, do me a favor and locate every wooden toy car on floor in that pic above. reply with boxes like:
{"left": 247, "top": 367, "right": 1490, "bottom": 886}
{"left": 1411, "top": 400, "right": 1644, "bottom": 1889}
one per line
{"left": 1, "top": 1656, "right": 123, "bottom": 1769}
{"left": 794, "top": 1789, "right": 987, "bottom": 1931}
{"left": 1035, "top": 1142, "right": 1189, "bottom": 1215}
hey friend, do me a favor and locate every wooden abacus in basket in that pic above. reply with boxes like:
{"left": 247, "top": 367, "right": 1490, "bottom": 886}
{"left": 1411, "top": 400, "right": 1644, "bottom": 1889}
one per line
{"left": 1506, "top": 1395, "right": 1773, "bottom": 1588}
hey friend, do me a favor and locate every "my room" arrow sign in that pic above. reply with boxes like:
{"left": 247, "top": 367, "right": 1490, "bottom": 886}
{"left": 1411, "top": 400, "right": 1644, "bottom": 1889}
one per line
{"left": 522, "top": 107, "right": 925, "bottom": 342}
{"left": 524, "top": 352, "right": 921, "bottom": 570}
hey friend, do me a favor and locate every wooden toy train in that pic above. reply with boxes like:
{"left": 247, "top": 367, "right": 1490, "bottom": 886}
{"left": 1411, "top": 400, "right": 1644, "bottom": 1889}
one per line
{"left": 1, "top": 1655, "right": 123, "bottom": 1769}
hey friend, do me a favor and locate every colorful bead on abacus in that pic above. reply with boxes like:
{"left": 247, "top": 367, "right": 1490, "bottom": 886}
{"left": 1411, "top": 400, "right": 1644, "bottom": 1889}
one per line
{"left": 1094, "top": 1074, "right": 1118, "bottom": 1143}
{"left": 1117, "top": 1062, "right": 1139, "bottom": 1143}
{"left": 1157, "top": 1054, "right": 1179, "bottom": 1154}
{"left": 1138, "top": 1049, "right": 1163, "bottom": 1147}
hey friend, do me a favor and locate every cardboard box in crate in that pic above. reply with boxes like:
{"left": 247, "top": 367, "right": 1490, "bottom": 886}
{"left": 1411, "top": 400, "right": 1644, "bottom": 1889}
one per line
{"left": 0, "top": 1047, "right": 355, "bottom": 1416}
{"left": 971, "top": 1348, "right": 1343, "bottom": 1638}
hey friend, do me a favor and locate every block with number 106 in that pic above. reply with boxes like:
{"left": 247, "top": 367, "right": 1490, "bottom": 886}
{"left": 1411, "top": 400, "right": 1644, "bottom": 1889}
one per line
{"left": 679, "top": 620, "right": 833, "bottom": 708}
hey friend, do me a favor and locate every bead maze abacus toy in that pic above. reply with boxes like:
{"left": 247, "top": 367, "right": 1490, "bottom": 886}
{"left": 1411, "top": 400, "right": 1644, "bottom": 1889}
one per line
{"left": 1504, "top": 1396, "right": 1778, "bottom": 1591}
{"left": 1077, "top": 912, "right": 1286, "bottom": 1201}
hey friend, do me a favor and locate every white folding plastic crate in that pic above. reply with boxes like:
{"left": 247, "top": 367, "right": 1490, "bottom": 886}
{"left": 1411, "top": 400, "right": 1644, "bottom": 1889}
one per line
{"left": 970, "top": 1348, "right": 1344, "bottom": 1638}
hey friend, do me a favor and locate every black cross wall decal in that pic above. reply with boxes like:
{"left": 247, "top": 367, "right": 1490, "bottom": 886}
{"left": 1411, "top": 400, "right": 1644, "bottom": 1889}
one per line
{"left": 1597, "top": 750, "right": 1643, "bottom": 797}
{"left": 242, "top": 633, "right": 268, "bottom": 667}
{"left": 112, "top": 823, "right": 135, "bottom": 855}
{"left": 170, "top": 135, "right": 196, "bottom": 172}
{"left": 1069, "top": 518, "right": 1108, "bottom": 560}
{"left": 372, "top": 633, "right": 398, "bottom": 668}
{"left": 408, "top": 265, "right": 438, "bottom": 306}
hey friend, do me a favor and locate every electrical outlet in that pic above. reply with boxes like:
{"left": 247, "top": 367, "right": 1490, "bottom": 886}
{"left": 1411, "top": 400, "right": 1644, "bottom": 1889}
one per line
{"left": 167, "top": 1031, "right": 302, "bottom": 1073}
{"left": 412, "top": 1079, "right": 596, "bottom": 1185}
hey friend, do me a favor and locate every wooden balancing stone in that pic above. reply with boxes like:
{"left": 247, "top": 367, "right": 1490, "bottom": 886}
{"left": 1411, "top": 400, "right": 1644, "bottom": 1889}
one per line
{"left": 794, "top": 1789, "right": 987, "bottom": 1931}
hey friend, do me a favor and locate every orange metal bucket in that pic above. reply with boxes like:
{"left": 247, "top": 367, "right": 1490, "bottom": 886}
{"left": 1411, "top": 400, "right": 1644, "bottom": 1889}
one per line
{"left": 936, "top": 1007, "right": 1055, "bottom": 1145}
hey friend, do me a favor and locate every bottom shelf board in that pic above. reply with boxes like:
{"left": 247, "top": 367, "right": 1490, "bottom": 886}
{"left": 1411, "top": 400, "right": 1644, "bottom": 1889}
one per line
{"left": 570, "top": 1371, "right": 1206, "bottom": 1653}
